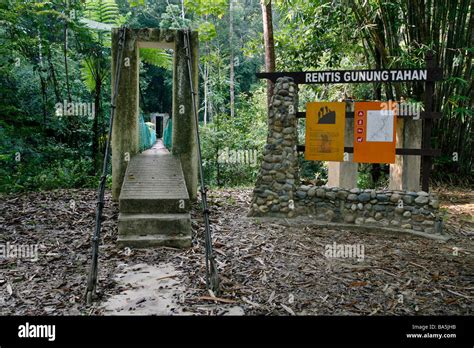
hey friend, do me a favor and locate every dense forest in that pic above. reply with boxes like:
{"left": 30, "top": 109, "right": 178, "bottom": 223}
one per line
{"left": 1, "top": 0, "right": 474, "bottom": 324}
{"left": 1, "top": 0, "right": 472, "bottom": 192}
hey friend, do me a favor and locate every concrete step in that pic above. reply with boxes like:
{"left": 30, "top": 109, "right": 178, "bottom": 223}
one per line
{"left": 119, "top": 197, "right": 190, "bottom": 214}
{"left": 118, "top": 213, "right": 191, "bottom": 237}
{"left": 119, "top": 153, "right": 191, "bottom": 214}
{"left": 117, "top": 234, "right": 192, "bottom": 249}
{"left": 118, "top": 150, "right": 192, "bottom": 249}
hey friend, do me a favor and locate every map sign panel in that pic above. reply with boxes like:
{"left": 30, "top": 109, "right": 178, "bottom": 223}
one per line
{"left": 366, "top": 110, "right": 395, "bottom": 142}
{"left": 305, "top": 102, "right": 345, "bottom": 161}
{"left": 353, "top": 102, "right": 397, "bottom": 163}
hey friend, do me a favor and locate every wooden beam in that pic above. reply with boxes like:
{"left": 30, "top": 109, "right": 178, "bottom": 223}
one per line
{"left": 296, "top": 111, "right": 441, "bottom": 119}
{"left": 296, "top": 145, "right": 440, "bottom": 157}
{"left": 422, "top": 52, "right": 436, "bottom": 192}
{"left": 257, "top": 68, "right": 443, "bottom": 84}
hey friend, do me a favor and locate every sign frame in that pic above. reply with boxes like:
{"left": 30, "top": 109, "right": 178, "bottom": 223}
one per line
{"left": 256, "top": 52, "right": 441, "bottom": 192}
{"left": 256, "top": 68, "right": 443, "bottom": 84}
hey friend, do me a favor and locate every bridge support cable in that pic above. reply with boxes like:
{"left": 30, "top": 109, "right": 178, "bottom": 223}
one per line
{"left": 85, "top": 27, "right": 127, "bottom": 304}
{"left": 181, "top": 4, "right": 220, "bottom": 295}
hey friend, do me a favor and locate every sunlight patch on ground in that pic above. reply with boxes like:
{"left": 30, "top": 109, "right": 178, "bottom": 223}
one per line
{"left": 101, "top": 263, "right": 189, "bottom": 315}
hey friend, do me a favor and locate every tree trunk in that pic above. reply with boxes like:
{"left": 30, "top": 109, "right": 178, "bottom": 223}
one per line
{"left": 261, "top": 0, "right": 276, "bottom": 107}
{"left": 204, "top": 62, "right": 208, "bottom": 125}
{"left": 39, "top": 75, "right": 47, "bottom": 126}
{"left": 37, "top": 30, "right": 47, "bottom": 126}
{"left": 46, "top": 47, "right": 61, "bottom": 103}
{"left": 63, "top": 16, "right": 71, "bottom": 103}
{"left": 229, "top": 0, "right": 235, "bottom": 118}
{"left": 203, "top": 39, "right": 210, "bottom": 125}
{"left": 92, "top": 77, "right": 102, "bottom": 170}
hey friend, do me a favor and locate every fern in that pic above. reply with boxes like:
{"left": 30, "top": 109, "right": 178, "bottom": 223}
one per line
{"left": 80, "top": 60, "right": 96, "bottom": 92}
{"left": 139, "top": 48, "right": 172, "bottom": 69}
{"left": 80, "top": 0, "right": 121, "bottom": 91}
{"left": 84, "top": 0, "right": 120, "bottom": 25}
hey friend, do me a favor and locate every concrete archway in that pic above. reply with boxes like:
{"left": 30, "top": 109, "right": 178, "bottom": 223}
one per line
{"left": 111, "top": 28, "right": 198, "bottom": 201}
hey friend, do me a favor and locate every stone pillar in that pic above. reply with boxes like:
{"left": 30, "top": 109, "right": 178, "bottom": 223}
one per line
{"left": 327, "top": 101, "right": 358, "bottom": 188}
{"left": 249, "top": 77, "right": 299, "bottom": 217}
{"left": 112, "top": 28, "right": 140, "bottom": 200}
{"left": 389, "top": 118, "right": 422, "bottom": 191}
{"left": 172, "top": 31, "right": 198, "bottom": 200}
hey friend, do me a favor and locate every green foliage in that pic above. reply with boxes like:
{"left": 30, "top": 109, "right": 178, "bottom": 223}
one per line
{"left": 80, "top": 60, "right": 96, "bottom": 91}
{"left": 201, "top": 87, "right": 267, "bottom": 187}
{"left": 356, "top": 172, "right": 372, "bottom": 190}
{"left": 159, "top": 4, "right": 191, "bottom": 29}
{"left": 0, "top": 140, "right": 100, "bottom": 193}
{"left": 127, "top": 0, "right": 146, "bottom": 7}
{"left": 0, "top": 0, "right": 471, "bottom": 195}
{"left": 197, "top": 21, "right": 217, "bottom": 41}
{"left": 80, "top": 0, "right": 122, "bottom": 92}
{"left": 139, "top": 48, "right": 172, "bottom": 69}
{"left": 299, "top": 155, "right": 328, "bottom": 183}
{"left": 356, "top": 164, "right": 389, "bottom": 189}
{"left": 185, "top": 0, "right": 227, "bottom": 18}
{"left": 84, "top": 0, "right": 121, "bottom": 25}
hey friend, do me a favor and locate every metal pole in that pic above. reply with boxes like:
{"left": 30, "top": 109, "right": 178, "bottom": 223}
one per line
{"left": 85, "top": 27, "right": 127, "bottom": 304}
{"left": 180, "top": 2, "right": 219, "bottom": 294}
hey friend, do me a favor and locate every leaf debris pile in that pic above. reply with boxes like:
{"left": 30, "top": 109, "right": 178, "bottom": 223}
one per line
{"left": 0, "top": 188, "right": 472, "bottom": 315}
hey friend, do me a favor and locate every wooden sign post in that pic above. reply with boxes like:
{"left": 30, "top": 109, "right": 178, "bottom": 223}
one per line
{"left": 257, "top": 56, "right": 442, "bottom": 192}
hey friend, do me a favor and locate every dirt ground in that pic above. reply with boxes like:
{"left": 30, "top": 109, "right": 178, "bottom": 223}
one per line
{"left": 0, "top": 187, "right": 472, "bottom": 316}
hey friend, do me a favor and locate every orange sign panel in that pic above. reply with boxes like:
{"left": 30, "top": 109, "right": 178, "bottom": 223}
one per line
{"left": 353, "top": 102, "right": 397, "bottom": 163}
{"left": 305, "top": 102, "right": 345, "bottom": 161}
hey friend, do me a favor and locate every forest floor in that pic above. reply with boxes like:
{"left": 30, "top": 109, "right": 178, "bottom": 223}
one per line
{"left": 0, "top": 187, "right": 473, "bottom": 316}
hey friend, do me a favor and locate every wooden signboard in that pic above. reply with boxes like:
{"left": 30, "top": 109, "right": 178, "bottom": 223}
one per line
{"left": 256, "top": 68, "right": 443, "bottom": 84}
{"left": 353, "top": 102, "right": 397, "bottom": 164}
{"left": 305, "top": 102, "right": 345, "bottom": 161}
{"left": 257, "top": 52, "right": 442, "bottom": 191}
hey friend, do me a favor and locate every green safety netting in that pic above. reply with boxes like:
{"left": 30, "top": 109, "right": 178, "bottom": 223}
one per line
{"left": 163, "top": 117, "right": 172, "bottom": 150}
{"left": 138, "top": 111, "right": 156, "bottom": 152}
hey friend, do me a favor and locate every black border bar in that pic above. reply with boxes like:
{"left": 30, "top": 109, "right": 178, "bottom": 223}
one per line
{"left": 0, "top": 316, "right": 472, "bottom": 346}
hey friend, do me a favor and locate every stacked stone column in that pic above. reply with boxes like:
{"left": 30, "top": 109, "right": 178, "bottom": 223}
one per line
{"left": 249, "top": 77, "right": 299, "bottom": 217}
